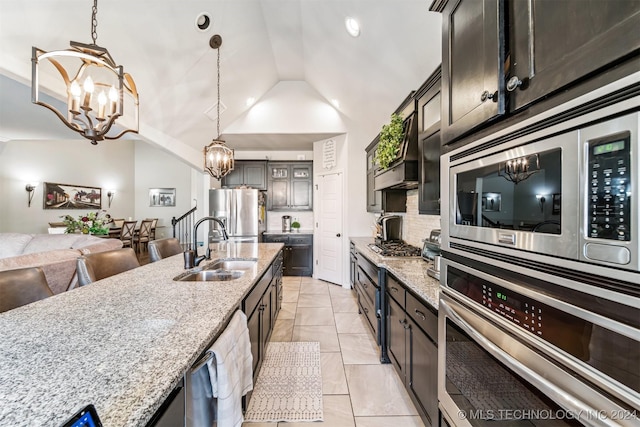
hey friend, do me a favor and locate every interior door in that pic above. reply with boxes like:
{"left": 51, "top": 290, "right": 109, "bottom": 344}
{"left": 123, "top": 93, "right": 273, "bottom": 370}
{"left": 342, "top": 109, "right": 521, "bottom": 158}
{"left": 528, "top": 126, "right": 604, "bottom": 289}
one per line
{"left": 316, "top": 171, "right": 344, "bottom": 285}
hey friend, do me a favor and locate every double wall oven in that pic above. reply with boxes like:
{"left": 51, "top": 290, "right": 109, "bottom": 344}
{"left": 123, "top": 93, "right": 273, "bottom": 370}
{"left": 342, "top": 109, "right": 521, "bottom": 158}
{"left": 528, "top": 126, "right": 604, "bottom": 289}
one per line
{"left": 439, "top": 84, "right": 639, "bottom": 426}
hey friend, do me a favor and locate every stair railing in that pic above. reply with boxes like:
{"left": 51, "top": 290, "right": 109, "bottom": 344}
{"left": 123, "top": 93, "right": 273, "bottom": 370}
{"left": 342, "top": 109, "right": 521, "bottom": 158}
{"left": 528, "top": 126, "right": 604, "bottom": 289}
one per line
{"left": 171, "top": 206, "right": 197, "bottom": 250}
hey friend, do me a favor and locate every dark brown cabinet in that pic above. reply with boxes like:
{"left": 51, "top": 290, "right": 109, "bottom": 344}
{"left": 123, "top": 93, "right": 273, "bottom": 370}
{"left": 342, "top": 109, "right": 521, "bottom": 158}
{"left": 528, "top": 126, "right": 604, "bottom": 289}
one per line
{"left": 385, "top": 274, "right": 438, "bottom": 427}
{"left": 262, "top": 234, "right": 313, "bottom": 276}
{"left": 433, "top": 0, "right": 640, "bottom": 148}
{"left": 243, "top": 252, "right": 282, "bottom": 381}
{"left": 354, "top": 253, "right": 381, "bottom": 346}
{"left": 267, "top": 162, "right": 313, "bottom": 211}
{"left": 365, "top": 137, "right": 407, "bottom": 213}
{"left": 439, "top": 0, "right": 505, "bottom": 145}
{"left": 221, "top": 160, "right": 267, "bottom": 190}
{"left": 508, "top": 0, "right": 640, "bottom": 113}
{"left": 416, "top": 67, "right": 442, "bottom": 215}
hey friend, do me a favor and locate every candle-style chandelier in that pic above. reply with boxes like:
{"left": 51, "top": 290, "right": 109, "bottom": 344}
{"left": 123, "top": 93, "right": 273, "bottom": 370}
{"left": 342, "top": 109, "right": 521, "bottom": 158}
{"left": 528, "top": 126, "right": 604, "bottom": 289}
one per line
{"left": 204, "top": 35, "right": 234, "bottom": 180}
{"left": 498, "top": 153, "right": 540, "bottom": 185}
{"left": 31, "top": 0, "right": 138, "bottom": 144}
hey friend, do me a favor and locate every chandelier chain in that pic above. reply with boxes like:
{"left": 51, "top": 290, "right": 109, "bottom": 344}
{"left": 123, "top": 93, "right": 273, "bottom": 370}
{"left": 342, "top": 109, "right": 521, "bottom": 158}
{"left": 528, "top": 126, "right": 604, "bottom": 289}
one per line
{"left": 216, "top": 45, "right": 221, "bottom": 139}
{"left": 91, "top": 0, "right": 98, "bottom": 45}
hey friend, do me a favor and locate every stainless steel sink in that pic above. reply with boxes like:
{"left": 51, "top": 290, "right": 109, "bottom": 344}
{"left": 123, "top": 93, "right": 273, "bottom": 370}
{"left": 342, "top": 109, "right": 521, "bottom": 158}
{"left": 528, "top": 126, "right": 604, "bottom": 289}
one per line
{"left": 174, "top": 258, "right": 258, "bottom": 282}
{"left": 205, "top": 259, "right": 258, "bottom": 271}
{"left": 177, "top": 269, "right": 244, "bottom": 282}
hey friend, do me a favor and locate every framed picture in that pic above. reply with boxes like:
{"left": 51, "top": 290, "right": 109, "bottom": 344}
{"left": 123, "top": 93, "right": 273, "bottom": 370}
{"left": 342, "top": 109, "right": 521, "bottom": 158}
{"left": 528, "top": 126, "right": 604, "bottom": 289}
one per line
{"left": 43, "top": 182, "right": 101, "bottom": 210}
{"left": 552, "top": 193, "right": 561, "bottom": 214}
{"left": 149, "top": 188, "right": 176, "bottom": 207}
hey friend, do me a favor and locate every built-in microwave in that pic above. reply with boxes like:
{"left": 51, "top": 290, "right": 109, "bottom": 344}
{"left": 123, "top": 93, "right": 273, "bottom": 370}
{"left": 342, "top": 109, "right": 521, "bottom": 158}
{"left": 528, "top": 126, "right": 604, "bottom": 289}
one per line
{"left": 442, "top": 105, "right": 639, "bottom": 293}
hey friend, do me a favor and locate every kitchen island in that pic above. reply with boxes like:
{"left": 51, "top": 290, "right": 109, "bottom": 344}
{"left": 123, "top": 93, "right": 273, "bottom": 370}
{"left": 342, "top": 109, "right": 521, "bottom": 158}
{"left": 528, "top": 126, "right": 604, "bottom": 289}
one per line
{"left": 0, "top": 242, "right": 284, "bottom": 427}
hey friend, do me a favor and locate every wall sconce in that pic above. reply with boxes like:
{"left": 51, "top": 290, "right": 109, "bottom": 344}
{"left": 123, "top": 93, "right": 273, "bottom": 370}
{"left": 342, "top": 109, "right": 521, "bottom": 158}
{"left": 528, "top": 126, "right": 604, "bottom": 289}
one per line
{"left": 536, "top": 194, "right": 546, "bottom": 212}
{"left": 107, "top": 190, "right": 115, "bottom": 208}
{"left": 25, "top": 183, "right": 38, "bottom": 207}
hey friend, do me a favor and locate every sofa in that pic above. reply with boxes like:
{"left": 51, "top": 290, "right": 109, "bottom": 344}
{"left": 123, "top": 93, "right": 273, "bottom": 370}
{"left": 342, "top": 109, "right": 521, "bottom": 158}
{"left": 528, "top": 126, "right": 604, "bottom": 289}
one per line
{"left": 0, "top": 233, "right": 123, "bottom": 294}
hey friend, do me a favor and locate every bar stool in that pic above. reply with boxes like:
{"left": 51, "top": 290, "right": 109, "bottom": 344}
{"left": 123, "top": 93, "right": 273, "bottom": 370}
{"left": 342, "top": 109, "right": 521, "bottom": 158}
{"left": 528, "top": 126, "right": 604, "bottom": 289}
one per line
{"left": 0, "top": 267, "right": 53, "bottom": 313}
{"left": 149, "top": 238, "right": 183, "bottom": 263}
{"left": 76, "top": 248, "right": 140, "bottom": 286}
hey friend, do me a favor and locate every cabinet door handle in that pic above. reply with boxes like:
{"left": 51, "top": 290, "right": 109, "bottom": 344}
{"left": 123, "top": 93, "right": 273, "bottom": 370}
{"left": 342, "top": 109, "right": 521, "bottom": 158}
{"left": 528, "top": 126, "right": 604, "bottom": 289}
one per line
{"left": 336, "top": 233, "right": 341, "bottom": 237}
{"left": 390, "top": 286, "right": 398, "bottom": 293}
{"left": 480, "top": 90, "right": 497, "bottom": 102}
{"left": 363, "top": 307, "right": 369, "bottom": 314}
{"left": 506, "top": 76, "right": 529, "bottom": 92}
{"left": 414, "top": 309, "right": 426, "bottom": 321}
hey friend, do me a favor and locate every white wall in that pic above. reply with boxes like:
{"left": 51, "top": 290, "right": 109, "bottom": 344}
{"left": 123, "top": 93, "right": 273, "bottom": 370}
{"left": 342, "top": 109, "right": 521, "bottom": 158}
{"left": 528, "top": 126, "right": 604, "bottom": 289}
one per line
{"left": 0, "top": 139, "right": 135, "bottom": 233}
{"left": 0, "top": 139, "right": 199, "bottom": 235}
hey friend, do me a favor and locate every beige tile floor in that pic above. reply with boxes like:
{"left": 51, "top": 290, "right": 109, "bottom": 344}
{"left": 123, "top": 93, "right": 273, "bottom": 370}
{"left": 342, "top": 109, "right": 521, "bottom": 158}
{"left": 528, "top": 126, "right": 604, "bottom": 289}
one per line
{"left": 243, "top": 276, "right": 425, "bottom": 427}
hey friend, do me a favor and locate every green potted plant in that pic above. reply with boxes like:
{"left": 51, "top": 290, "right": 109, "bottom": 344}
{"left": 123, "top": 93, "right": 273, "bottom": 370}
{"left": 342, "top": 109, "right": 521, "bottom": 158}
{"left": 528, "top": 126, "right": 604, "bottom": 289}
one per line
{"left": 375, "top": 113, "right": 404, "bottom": 170}
{"left": 291, "top": 220, "right": 301, "bottom": 232}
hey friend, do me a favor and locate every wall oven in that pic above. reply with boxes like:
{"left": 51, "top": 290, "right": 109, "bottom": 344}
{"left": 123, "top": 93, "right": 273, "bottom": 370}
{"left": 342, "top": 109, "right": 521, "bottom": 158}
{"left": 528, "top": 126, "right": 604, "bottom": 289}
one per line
{"left": 442, "top": 100, "right": 639, "bottom": 288}
{"left": 438, "top": 255, "right": 640, "bottom": 427}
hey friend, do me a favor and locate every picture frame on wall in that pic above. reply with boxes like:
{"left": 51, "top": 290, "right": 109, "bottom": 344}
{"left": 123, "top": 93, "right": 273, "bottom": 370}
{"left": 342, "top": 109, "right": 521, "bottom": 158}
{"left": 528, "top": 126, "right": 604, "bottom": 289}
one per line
{"left": 43, "top": 182, "right": 102, "bottom": 210}
{"left": 149, "top": 188, "right": 176, "bottom": 207}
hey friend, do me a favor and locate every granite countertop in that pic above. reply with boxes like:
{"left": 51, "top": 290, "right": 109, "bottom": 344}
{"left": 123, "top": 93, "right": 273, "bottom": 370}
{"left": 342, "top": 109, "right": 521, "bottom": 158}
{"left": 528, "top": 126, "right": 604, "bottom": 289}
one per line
{"left": 263, "top": 229, "right": 314, "bottom": 235}
{"left": 0, "top": 242, "right": 284, "bottom": 427}
{"left": 350, "top": 237, "right": 440, "bottom": 310}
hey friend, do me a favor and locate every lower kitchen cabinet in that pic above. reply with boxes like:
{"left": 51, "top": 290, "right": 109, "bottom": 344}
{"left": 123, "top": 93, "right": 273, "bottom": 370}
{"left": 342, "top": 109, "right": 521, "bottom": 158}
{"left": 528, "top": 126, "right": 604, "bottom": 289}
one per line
{"left": 243, "top": 250, "right": 282, "bottom": 380}
{"left": 386, "top": 273, "right": 438, "bottom": 427}
{"left": 263, "top": 234, "right": 313, "bottom": 276}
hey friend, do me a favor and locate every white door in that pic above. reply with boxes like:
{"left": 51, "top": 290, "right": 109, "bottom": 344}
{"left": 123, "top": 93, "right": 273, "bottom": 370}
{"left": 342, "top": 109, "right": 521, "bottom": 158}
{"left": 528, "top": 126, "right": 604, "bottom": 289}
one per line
{"left": 316, "top": 171, "right": 344, "bottom": 285}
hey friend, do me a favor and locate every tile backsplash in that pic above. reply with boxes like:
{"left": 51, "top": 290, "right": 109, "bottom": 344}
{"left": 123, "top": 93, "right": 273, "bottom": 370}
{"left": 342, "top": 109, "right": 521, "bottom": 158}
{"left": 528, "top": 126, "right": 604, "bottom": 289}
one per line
{"left": 266, "top": 211, "right": 314, "bottom": 232}
{"left": 401, "top": 190, "right": 441, "bottom": 248}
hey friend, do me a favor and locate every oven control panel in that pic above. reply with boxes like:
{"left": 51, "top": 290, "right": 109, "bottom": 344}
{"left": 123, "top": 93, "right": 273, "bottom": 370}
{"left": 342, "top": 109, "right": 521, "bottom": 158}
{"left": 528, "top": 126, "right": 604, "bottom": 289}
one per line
{"left": 588, "top": 131, "right": 631, "bottom": 241}
{"left": 480, "top": 284, "right": 543, "bottom": 336}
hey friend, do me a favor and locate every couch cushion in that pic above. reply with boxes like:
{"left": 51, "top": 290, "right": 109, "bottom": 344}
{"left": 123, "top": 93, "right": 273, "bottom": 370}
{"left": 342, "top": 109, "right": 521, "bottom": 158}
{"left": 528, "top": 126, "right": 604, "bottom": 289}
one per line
{"left": 22, "top": 234, "right": 83, "bottom": 254}
{"left": 0, "top": 233, "right": 33, "bottom": 259}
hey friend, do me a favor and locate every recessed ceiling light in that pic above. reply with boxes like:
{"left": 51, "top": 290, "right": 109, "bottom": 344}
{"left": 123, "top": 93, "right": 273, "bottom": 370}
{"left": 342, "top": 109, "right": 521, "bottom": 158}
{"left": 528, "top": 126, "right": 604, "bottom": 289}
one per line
{"left": 246, "top": 97, "right": 256, "bottom": 107}
{"left": 331, "top": 99, "right": 340, "bottom": 108}
{"left": 345, "top": 17, "right": 360, "bottom": 37}
{"left": 195, "top": 13, "right": 212, "bottom": 32}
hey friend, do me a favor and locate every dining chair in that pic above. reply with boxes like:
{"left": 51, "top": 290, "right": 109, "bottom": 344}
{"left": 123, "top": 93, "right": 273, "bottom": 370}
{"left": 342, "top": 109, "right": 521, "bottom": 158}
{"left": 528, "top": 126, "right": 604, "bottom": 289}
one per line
{"left": 76, "top": 248, "right": 140, "bottom": 286}
{"left": 148, "top": 238, "right": 183, "bottom": 263}
{"left": 146, "top": 218, "right": 159, "bottom": 240}
{"left": 0, "top": 267, "right": 54, "bottom": 313}
{"left": 134, "top": 219, "right": 154, "bottom": 253}
{"left": 119, "top": 220, "right": 137, "bottom": 248}
{"left": 112, "top": 218, "right": 125, "bottom": 229}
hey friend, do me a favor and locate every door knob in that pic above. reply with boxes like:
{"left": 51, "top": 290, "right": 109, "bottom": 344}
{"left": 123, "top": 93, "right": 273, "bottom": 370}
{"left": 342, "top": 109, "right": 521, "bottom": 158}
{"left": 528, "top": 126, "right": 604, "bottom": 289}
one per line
{"left": 336, "top": 233, "right": 341, "bottom": 237}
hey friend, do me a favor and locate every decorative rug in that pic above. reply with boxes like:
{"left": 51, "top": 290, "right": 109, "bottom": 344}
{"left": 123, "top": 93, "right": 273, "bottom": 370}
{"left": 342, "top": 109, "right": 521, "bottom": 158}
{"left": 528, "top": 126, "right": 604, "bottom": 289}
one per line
{"left": 244, "top": 341, "right": 323, "bottom": 423}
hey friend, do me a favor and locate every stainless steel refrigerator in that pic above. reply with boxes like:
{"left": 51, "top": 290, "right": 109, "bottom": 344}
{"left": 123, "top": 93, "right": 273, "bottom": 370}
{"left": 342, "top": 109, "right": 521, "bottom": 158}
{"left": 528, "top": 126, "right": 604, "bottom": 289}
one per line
{"left": 208, "top": 188, "right": 265, "bottom": 243}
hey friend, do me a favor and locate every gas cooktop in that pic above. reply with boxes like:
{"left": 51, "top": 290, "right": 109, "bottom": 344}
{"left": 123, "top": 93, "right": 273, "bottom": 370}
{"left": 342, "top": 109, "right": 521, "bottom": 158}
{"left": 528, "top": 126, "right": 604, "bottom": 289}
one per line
{"left": 368, "top": 241, "right": 422, "bottom": 257}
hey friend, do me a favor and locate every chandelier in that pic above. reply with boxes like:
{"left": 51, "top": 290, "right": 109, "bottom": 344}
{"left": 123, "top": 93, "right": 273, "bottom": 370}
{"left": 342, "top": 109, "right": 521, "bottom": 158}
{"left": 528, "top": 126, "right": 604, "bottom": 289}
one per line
{"left": 498, "top": 153, "right": 540, "bottom": 185}
{"left": 31, "top": 0, "right": 138, "bottom": 144}
{"left": 204, "top": 35, "right": 234, "bottom": 180}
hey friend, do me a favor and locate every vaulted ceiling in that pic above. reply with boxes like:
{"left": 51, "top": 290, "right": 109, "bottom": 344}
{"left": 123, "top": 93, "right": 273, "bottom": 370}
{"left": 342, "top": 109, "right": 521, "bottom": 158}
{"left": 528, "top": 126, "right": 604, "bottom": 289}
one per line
{"left": 0, "top": 0, "right": 442, "bottom": 156}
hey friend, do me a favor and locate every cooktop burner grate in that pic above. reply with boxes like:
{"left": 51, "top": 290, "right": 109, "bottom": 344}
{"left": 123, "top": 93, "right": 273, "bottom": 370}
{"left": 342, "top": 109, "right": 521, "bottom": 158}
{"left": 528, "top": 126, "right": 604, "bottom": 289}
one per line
{"left": 369, "top": 241, "right": 422, "bottom": 257}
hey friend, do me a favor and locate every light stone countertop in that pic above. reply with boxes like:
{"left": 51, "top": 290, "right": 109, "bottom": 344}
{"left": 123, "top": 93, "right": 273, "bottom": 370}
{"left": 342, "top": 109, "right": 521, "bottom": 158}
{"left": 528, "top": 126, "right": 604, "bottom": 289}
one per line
{"left": 350, "top": 237, "right": 440, "bottom": 310}
{"left": 0, "top": 242, "right": 284, "bottom": 427}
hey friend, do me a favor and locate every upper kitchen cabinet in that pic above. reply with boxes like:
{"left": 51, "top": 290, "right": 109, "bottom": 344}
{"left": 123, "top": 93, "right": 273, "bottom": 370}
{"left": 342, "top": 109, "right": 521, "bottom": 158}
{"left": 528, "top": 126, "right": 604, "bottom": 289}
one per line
{"left": 373, "top": 92, "right": 419, "bottom": 191}
{"left": 221, "top": 160, "right": 267, "bottom": 190}
{"left": 432, "top": 0, "right": 640, "bottom": 150}
{"left": 416, "top": 66, "right": 442, "bottom": 215}
{"left": 267, "top": 162, "right": 313, "bottom": 211}
{"left": 365, "top": 136, "right": 408, "bottom": 213}
{"left": 508, "top": 0, "right": 640, "bottom": 112}
{"left": 438, "top": 0, "right": 506, "bottom": 146}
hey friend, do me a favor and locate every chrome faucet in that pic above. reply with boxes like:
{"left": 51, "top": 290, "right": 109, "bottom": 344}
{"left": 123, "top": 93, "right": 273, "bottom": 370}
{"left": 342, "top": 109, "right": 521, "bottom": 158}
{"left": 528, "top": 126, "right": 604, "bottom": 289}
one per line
{"left": 186, "top": 216, "right": 228, "bottom": 268}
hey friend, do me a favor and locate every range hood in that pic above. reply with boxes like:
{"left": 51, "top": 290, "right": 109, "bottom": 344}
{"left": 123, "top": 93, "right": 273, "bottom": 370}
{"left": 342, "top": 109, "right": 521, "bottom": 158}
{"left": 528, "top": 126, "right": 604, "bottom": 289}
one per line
{"left": 374, "top": 93, "right": 419, "bottom": 191}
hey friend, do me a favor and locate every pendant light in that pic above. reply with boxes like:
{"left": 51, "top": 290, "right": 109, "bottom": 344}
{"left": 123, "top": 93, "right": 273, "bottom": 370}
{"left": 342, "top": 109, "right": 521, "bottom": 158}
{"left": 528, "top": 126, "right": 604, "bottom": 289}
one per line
{"left": 204, "top": 35, "right": 234, "bottom": 180}
{"left": 31, "top": 0, "right": 139, "bottom": 144}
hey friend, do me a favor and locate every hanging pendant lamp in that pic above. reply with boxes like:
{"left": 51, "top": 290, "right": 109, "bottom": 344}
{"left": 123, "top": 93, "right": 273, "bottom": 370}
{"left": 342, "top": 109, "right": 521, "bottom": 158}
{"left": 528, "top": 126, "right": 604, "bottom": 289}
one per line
{"left": 204, "top": 35, "right": 234, "bottom": 180}
{"left": 31, "top": 0, "right": 139, "bottom": 144}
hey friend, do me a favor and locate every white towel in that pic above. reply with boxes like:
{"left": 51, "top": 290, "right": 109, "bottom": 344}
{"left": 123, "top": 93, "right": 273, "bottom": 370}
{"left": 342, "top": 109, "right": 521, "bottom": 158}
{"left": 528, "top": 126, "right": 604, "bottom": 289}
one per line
{"left": 206, "top": 310, "right": 253, "bottom": 427}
